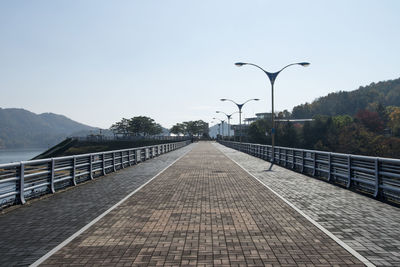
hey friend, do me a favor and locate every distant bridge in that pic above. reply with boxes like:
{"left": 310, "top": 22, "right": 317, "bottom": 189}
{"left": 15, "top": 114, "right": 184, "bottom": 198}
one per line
{"left": 0, "top": 141, "right": 399, "bottom": 266}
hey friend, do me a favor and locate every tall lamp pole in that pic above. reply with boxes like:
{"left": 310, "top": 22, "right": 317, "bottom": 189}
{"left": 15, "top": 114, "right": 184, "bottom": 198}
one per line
{"left": 216, "top": 111, "right": 238, "bottom": 140}
{"left": 220, "top": 98, "right": 259, "bottom": 144}
{"left": 235, "top": 61, "right": 310, "bottom": 170}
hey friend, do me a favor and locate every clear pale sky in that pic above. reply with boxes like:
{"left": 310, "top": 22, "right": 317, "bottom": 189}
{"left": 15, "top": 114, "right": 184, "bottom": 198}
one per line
{"left": 1, "top": 1, "right": 399, "bottom": 129}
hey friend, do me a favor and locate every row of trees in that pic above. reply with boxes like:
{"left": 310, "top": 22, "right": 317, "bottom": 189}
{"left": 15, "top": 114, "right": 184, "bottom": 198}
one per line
{"left": 247, "top": 105, "right": 400, "bottom": 158}
{"left": 170, "top": 120, "right": 209, "bottom": 137}
{"left": 110, "top": 117, "right": 210, "bottom": 138}
{"left": 110, "top": 116, "right": 163, "bottom": 137}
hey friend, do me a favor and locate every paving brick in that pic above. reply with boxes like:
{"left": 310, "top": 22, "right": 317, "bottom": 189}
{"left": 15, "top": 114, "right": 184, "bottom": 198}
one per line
{"left": 41, "top": 142, "right": 364, "bottom": 266}
{"left": 0, "top": 145, "right": 193, "bottom": 266}
{"left": 216, "top": 142, "right": 400, "bottom": 266}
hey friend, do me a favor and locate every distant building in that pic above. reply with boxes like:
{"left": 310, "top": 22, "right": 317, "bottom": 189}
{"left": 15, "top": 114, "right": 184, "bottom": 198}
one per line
{"left": 244, "top": 117, "right": 257, "bottom": 124}
{"left": 255, "top": 112, "right": 273, "bottom": 120}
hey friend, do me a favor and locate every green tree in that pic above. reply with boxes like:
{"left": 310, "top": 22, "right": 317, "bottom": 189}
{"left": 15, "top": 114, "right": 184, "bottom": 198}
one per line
{"left": 110, "top": 116, "right": 163, "bottom": 137}
{"left": 170, "top": 123, "right": 185, "bottom": 135}
{"left": 110, "top": 118, "right": 130, "bottom": 137}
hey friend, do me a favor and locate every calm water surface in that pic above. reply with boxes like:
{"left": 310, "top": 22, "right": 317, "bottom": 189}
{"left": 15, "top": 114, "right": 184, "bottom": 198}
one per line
{"left": 0, "top": 148, "right": 46, "bottom": 164}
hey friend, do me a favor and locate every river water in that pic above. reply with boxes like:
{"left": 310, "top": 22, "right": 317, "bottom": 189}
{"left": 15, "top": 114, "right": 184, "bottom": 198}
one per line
{"left": 0, "top": 148, "right": 46, "bottom": 164}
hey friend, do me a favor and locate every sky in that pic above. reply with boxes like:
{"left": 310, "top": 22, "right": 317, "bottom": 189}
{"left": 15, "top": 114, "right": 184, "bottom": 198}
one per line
{"left": 1, "top": 0, "right": 399, "bottom": 129}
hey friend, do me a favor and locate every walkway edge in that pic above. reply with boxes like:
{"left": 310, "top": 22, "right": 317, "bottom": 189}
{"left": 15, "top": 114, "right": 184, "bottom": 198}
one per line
{"left": 30, "top": 144, "right": 194, "bottom": 267}
{"left": 217, "top": 145, "right": 375, "bottom": 267}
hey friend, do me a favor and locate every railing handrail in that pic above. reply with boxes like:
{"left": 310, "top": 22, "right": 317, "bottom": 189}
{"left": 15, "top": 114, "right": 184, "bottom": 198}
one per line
{"left": 231, "top": 140, "right": 400, "bottom": 162}
{"left": 218, "top": 140, "right": 400, "bottom": 205}
{"left": 0, "top": 140, "right": 191, "bottom": 209}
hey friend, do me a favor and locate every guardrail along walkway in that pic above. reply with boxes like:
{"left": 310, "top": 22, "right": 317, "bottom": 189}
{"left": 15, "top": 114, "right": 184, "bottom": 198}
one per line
{"left": 40, "top": 142, "right": 365, "bottom": 266}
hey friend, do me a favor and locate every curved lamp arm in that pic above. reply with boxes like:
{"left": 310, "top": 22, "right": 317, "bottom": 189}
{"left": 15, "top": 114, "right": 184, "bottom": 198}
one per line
{"left": 235, "top": 61, "right": 310, "bottom": 85}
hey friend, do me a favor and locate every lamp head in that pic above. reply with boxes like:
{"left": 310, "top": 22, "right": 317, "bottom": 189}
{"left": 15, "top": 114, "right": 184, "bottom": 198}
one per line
{"left": 216, "top": 111, "right": 220, "bottom": 113}
{"left": 299, "top": 62, "right": 310, "bottom": 67}
{"left": 254, "top": 98, "right": 260, "bottom": 101}
{"left": 235, "top": 62, "right": 246, "bottom": 67}
{"left": 220, "top": 99, "right": 227, "bottom": 101}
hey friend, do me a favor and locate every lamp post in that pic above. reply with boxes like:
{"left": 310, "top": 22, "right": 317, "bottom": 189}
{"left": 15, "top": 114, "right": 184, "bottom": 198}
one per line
{"left": 216, "top": 111, "right": 238, "bottom": 140}
{"left": 235, "top": 61, "right": 310, "bottom": 170}
{"left": 220, "top": 98, "right": 259, "bottom": 144}
{"left": 213, "top": 117, "right": 225, "bottom": 139}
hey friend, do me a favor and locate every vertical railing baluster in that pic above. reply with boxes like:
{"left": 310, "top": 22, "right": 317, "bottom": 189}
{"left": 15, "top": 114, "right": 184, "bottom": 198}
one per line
{"left": 313, "top": 152, "right": 316, "bottom": 176}
{"left": 301, "top": 150, "right": 305, "bottom": 173}
{"left": 50, "top": 158, "right": 56, "bottom": 192}
{"left": 328, "top": 153, "right": 332, "bottom": 182}
{"left": 89, "top": 154, "right": 94, "bottom": 180}
{"left": 19, "top": 162, "right": 26, "bottom": 204}
{"left": 102, "top": 152, "right": 106, "bottom": 175}
{"left": 374, "top": 158, "right": 380, "bottom": 198}
{"left": 136, "top": 149, "right": 140, "bottom": 163}
{"left": 112, "top": 152, "right": 116, "bottom": 172}
{"left": 73, "top": 157, "right": 77, "bottom": 186}
{"left": 347, "top": 155, "right": 351, "bottom": 188}
{"left": 278, "top": 148, "right": 281, "bottom": 165}
{"left": 292, "top": 149, "right": 295, "bottom": 169}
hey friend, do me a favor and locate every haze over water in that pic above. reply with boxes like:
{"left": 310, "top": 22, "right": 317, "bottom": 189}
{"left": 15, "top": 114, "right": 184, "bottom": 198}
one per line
{"left": 0, "top": 148, "right": 45, "bottom": 164}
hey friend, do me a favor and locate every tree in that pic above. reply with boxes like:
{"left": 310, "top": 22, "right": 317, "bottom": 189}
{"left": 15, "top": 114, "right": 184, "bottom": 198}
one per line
{"left": 170, "top": 120, "right": 209, "bottom": 137}
{"left": 355, "top": 109, "right": 384, "bottom": 133}
{"left": 170, "top": 123, "right": 185, "bottom": 136}
{"left": 387, "top": 106, "right": 400, "bottom": 136}
{"left": 109, "top": 116, "right": 164, "bottom": 137}
{"left": 110, "top": 118, "right": 130, "bottom": 137}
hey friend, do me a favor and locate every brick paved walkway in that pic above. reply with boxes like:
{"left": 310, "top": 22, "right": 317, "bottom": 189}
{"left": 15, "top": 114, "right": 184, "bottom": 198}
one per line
{"left": 39, "top": 142, "right": 366, "bottom": 266}
{"left": 0, "top": 144, "right": 193, "bottom": 267}
{"left": 215, "top": 143, "right": 400, "bottom": 267}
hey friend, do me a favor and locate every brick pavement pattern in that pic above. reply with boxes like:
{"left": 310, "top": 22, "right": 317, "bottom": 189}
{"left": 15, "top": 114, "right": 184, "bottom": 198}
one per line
{"left": 0, "top": 144, "right": 193, "bottom": 267}
{"left": 41, "top": 142, "right": 364, "bottom": 266}
{"left": 215, "top": 142, "right": 400, "bottom": 267}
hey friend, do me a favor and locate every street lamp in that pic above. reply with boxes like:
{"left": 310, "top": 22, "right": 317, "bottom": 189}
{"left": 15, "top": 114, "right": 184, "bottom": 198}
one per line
{"left": 216, "top": 111, "right": 238, "bottom": 140}
{"left": 213, "top": 117, "right": 225, "bottom": 139}
{"left": 220, "top": 98, "right": 259, "bottom": 144}
{"left": 235, "top": 61, "right": 310, "bottom": 170}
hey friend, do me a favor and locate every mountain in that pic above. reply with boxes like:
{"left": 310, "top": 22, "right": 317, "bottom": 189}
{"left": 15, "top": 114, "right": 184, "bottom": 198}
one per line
{"left": 291, "top": 77, "right": 400, "bottom": 118}
{"left": 0, "top": 108, "right": 98, "bottom": 148}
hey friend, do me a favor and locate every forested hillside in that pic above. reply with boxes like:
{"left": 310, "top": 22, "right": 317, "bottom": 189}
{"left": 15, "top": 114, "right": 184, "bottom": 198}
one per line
{"left": 247, "top": 77, "right": 400, "bottom": 158}
{"left": 292, "top": 78, "right": 400, "bottom": 118}
{"left": 0, "top": 108, "right": 97, "bottom": 148}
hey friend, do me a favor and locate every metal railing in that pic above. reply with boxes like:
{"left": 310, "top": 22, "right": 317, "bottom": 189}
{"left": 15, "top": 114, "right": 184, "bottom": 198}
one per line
{"left": 71, "top": 135, "right": 190, "bottom": 142}
{"left": 218, "top": 140, "right": 400, "bottom": 204}
{"left": 0, "top": 140, "right": 191, "bottom": 209}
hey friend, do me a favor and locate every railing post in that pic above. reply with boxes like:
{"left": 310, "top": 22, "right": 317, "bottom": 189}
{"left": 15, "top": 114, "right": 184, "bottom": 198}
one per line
{"left": 128, "top": 150, "right": 132, "bottom": 166}
{"left": 113, "top": 152, "right": 116, "bottom": 172}
{"left": 102, "top": 152, "right": 106, "bottom": 175}
{"left": 301, "top": 150, "right": 305, "bottom": 173}
{"left": 121, "top": 152, "right": 124, "bottom": 169}
{"left": 19, "top": 162, "right": 26, "bottom": 204}
{"left": 278, "top": 148, "right": 281, "bottom": 165}
{"left": 284, "top": 149, "right": 287, "bottom": 167}
{"left": 136, "top": 149, "right": 141, "bottom": 163}
{"left": 89, "top": 155, "right": 94, "bottom": 180}
{"left": 374, "top": 158, "right": 380, "bottom": 198}
{"left": 312, "top": 152, "right": 316, "bottom": 176}
{"left": 50, "top": 159, "right": 55, "bottom": 193}
{"left": 292, "top": 149, "right": 295, "bottom": 169}
{"left": 347, "top": 155, "right": 351, "bottom": 188}
{"left": 328, "top": 153, "right": 332, "bottom": 182}
{"left": 72, "top": 157, "right": 77, "bottom": 186}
